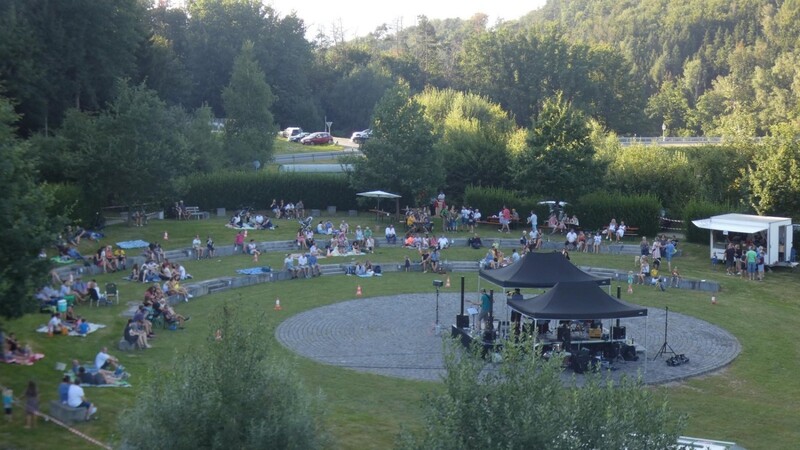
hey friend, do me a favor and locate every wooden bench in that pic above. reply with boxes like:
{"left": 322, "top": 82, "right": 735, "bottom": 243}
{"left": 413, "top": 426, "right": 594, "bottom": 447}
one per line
{"left": 477, "top": 217, "right": 522, "bottom": 229}
{"left": 49, "top": 400, "right": 88, "bottom": 424}
{"left": 602, "top": 226, "right": 640, "bottom": 238}
{"left": 184, "top": 206, "right": 210, "bottom": 220}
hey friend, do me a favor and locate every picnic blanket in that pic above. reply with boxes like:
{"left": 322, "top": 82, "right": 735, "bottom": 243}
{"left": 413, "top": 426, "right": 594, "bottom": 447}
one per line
{"left": 1, "top": 353, "right": 45, "bottom": 366}
{"left": 35, "top": 323, "right": 106, "bottom": 336}
{"left": 236, "top": 267, "right": 272, "bottom": 275}
{"left": 224, "top": 223, "right": 257, "bottom": 230}
{"left": 116, "top": 240, "right": 150, "bottom": 249}
{"left": 50, "top": 256, "right": 75, "bottom": 264}
{"left": 63, "top": 372, "right": 131, "bottom": 388}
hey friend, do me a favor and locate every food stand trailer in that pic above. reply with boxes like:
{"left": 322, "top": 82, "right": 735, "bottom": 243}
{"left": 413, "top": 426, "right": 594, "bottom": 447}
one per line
{"left": 692, "top": 213, "right": 795, "bottom": 267}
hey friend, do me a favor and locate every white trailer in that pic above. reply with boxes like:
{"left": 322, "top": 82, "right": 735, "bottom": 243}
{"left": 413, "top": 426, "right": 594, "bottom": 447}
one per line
{"left": 692, "top": 213, "right": 795, "bottom": 267}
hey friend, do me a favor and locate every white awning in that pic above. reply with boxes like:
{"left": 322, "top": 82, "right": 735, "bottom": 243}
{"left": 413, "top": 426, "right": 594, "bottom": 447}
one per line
{"left": 692, "top": 218, "right": 768, "bottom": 234}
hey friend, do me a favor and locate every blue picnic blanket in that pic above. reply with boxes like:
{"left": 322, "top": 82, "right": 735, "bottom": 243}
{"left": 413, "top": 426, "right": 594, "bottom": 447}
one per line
{"left": 116, "top": 240, "right": 150, "bottom": 249}
{"left": 236, "top": 267, "right": 272, "bottom": 275}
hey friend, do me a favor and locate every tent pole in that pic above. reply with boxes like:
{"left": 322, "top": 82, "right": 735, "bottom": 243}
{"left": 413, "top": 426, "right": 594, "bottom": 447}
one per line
{"left": 644, "top": 314, "right": 649, "bottom": 378}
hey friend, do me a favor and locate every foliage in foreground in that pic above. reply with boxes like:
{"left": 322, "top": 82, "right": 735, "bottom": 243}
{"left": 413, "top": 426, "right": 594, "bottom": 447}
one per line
{"left": 118, "top": 303, "right": 328, "bottom": 450}
{"left": 398, "top": 338, "right": 685, "bottom": 450}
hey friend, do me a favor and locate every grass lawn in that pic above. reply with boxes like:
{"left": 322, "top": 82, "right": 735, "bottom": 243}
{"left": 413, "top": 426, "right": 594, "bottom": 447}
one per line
{"left": 3, "top": 217, "right": 799, "bottom": 449}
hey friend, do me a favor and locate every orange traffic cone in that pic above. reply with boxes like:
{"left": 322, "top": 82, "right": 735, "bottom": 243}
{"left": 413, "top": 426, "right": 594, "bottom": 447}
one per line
{"left": 274, "top": 298, "right": 282, "bottom": 310}
{"left": 244, "top": 229, "right": 248, "bottom": 238}
{"left": 163, "top": 231, "right": 169, "bottom": 240}
{"left": 711, "top": 295, "right": 717, "bottom": 305}
{"left": 445, "top": 277, "right": 451, "bottom": 288}
{"left": 356, "top": 285, "right": 363, "bottom": 297}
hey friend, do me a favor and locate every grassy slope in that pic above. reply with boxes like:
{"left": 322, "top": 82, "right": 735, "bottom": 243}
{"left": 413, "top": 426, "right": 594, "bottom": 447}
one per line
{"left": 2, "top": 217, "right": 799, "bottom": 449}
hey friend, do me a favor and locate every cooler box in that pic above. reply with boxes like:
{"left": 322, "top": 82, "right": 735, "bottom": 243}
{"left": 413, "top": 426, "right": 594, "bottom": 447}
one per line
{"left": 57, "top": 299, "right": 67, "bottom": 313}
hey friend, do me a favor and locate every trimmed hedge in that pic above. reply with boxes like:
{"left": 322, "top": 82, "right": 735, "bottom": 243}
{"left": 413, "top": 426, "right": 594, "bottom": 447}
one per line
{"left": 575, "top": 192, "right": 661, "bottom": 237}
{"left": 182, "top": 171, "right": 358, "bottom": 212}
{"left": 682, "top": 199, "right": 733, "bottom": 244}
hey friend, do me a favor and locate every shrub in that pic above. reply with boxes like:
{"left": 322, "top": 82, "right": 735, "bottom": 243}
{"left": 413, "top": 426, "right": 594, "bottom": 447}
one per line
{"left": 182, "top": 171, "right": 358, "bottom": 211}
{"left": 682, "top": 199, "right": 734, "bottom": 244}
{"left": 576, "top": 192, "right": 661, "bottom": 236}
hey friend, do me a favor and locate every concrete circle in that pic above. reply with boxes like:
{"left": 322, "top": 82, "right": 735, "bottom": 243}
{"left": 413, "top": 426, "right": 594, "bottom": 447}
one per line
{"left": 276, "top": 293, "right": 740, "bottom": 384}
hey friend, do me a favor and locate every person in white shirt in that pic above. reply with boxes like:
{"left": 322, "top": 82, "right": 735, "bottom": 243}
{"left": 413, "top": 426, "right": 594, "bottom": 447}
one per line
{"left": 67, "top": 379, "right": 95, "bottom": 421}
{"left": 191, "top": 235, "right": 205, "bottom": 260}
{"left": 385, "top": 225, "right": 397, "bottom": 244}
{"left": 94, "top": 347, "right": 119, "bottom": 372}
{"left": 284, "top": 254, "right": 298, "bottom": 279}
{"left": 47, "top": 313, "right": 64, "bottom": 335}
{"left": 511, "top": 249, "right": 521, "bottom": 263}
{"left": 297, "top": 254, "right": 309, "bottom": 278}
{"left": 527, "top": 211, "right": 538, "bottom": 229}
{"left": 566, "top": 229, "right": 578, "bottom": 249}
{"left": 438, "top": 235, "right": 450, "bottom": 249}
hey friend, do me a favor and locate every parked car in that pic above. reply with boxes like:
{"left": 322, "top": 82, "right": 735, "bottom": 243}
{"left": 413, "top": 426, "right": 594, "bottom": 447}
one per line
{"left": 288, "top": 132, "right": 310, "bottom": 143}
{"left": 282, "top": 127, "right": 303, "bottom": 138}
{"left": 301, "top": 132, "right": 334, "bottom": 145}
{"left": 350, "top": 129, "right": 372, "bottom": 144}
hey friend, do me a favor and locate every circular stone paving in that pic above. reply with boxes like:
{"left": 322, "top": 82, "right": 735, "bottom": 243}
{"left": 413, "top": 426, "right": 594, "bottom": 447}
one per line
{"left": 276, "top": 293, "right": 740, "bottom": 384}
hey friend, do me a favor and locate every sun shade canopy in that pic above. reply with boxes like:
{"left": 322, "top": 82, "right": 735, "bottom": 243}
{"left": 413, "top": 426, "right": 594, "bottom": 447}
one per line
{"left": 507, "top": 281, "right": 648, "bottom": 320}
{"left": 479, "top": 252, "right": 610, "bottom": 288}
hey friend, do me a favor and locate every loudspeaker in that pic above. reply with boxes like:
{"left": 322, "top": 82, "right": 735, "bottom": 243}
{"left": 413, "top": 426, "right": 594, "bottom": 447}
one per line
{"left": 612, "top": 326, "right": 626, "bottom": 340}
{"left": 456, "top": 314, "right": 469, "bottom": 328}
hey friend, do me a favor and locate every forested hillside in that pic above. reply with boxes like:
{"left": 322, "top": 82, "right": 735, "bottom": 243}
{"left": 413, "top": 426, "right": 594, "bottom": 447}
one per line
{"left": 1, "top": 0, "right": 799, "bottom": 219}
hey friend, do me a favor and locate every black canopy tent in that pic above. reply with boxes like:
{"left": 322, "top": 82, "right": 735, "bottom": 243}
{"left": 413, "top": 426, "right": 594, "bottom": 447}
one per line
{"left": 478, "top": 252, "right": 611, "bottom": 289}
{"left": 506, "top": 281, "right": 647, "bottom": 320}
{"left": 507, "top": 280, "right": 649, "bottom": 371}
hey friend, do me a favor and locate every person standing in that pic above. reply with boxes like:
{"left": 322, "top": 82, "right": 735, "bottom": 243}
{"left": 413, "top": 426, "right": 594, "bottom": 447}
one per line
{"left": 664, "top": 239, "right": 676, "bottom": 271}
{"left": 724, "top": 243, "right": 735, "bottom": 275}
{"left": 24, "top": 381, "right": 38, "bottom": 429}
{"left": 746, "top": 245, "right": 758, "bottom": 281}
{"left": 3, "top": 387, "right": 12, "bottom": 423}
{"left": 474, "top": 289, "right": 492, "bottom": 330}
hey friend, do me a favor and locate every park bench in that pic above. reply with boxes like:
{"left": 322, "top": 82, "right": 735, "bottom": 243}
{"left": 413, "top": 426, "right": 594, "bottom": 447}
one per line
{"left": 184, "top": 206, "right": 210, "bottom": 220}
{"left": 602, "top": 225, "right": 640, "bottom": 238}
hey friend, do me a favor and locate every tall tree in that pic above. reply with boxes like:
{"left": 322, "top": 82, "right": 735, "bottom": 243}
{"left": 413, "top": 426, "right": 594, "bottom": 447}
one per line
{"left": 0, "top": 96, "right": 60, "bottom": 320}
{"left": 348, "top": 82, "right": 443, "bottom": 205}
{"left": 745, "top": 123, "right": 800, "bottom": 217}
{"left": 222, "top": 41, "right": 277, "bottom": 166}
{"left": 55, "top": 80, "right": 195, "bottom": 208}
{"left": 512, "top": 92, "right": 596, "bottom": 201}
{"left": 119, "top": 302, "right": 329, "bottom": 449}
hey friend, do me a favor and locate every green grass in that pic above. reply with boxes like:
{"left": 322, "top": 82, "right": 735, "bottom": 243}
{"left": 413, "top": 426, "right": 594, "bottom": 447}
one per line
{"left": 4, "top": 219, "right": 800, "bottom": 449}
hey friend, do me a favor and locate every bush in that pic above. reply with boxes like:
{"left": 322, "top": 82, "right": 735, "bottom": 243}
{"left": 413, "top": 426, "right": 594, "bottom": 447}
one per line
{"left": 682, "top": 199, "right": 734, "bottom": 244}
{"left": 182, "top": 171, "right": 358, "bottom": 212}
{"left": 576, "top": 192, "right": 661, "bottom": 236}
{"left": 43, "top": 183, "right": 96, "bottom": 225}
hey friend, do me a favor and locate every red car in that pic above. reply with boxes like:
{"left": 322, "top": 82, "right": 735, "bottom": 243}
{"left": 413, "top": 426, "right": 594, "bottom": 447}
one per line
{"left": 300, "top": 132, "right": 334, "bottom": 145}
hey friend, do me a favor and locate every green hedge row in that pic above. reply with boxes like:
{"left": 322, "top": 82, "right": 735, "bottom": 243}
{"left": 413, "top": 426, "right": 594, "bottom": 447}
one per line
{"left": 182, "top": 171, "right": 358, "bottom": 212}
{"left": 681, "top": 199, "right": 733, "bottom": 244}
{"left": 574, "top": 192, "right": 661, "bottom": 237}
{"left": 463, "top": 186, "right": 550, "bottom": 225}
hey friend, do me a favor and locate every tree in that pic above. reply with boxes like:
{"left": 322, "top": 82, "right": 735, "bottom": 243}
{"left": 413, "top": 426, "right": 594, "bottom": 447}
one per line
{"left": 398, "top": 339, "right": 685, "bottom": 450}
{"left": 512, "top": 92, "right": 597, "bottom": 201}
{"left": 54, "top": 80, "right": 196, "bottom": 208}
{"left": 119, "top": 302, "right": 328, "bottom": 449}
{"left": 416, "top": 88, "right": 515, "bottom": 196}
{"left": 348, "top": 82, "right": 443, "bottom": 205}
{"left": 222, "top": 40, "right": 277, "bottom": 166}
{"left": 0, "top": 96, "right": 61, "bottom": 320}
{"left": 745, "top": 123, "right": 800, "bottom": 217}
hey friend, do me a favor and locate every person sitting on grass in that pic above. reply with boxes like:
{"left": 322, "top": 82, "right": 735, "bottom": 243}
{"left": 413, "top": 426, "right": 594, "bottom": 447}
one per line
{"left": 467, "top": 234, "right": 483, "bottom": 249}
{"left": 162, "top": 302, "right": 189, "bottom": 329}
{"left": 123, "top": 318, "right": 151, "bottom": 349}
{"left": 47, "top": 312, "right": 66, "bottom": 335}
